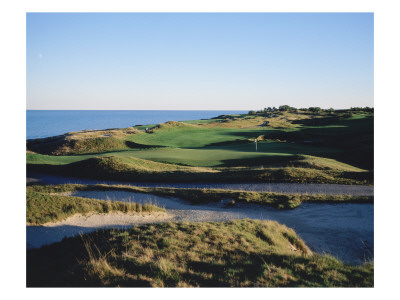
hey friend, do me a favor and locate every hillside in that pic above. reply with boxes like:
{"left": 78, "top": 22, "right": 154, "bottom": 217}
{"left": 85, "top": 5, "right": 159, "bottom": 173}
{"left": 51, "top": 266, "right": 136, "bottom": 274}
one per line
{"left": 27, "top": 219, "right": 373, "bottom": 287}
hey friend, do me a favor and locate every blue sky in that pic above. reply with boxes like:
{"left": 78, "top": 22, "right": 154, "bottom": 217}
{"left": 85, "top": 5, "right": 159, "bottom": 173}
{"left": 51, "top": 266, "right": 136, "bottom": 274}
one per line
{"left": 26, "top": 13, "right": 373, "bottom": 110}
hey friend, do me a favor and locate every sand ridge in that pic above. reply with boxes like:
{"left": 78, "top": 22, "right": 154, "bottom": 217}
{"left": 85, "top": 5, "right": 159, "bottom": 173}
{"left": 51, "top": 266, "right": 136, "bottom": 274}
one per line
{"left": 42, "top": 211, "right": 173, "bottom": 228}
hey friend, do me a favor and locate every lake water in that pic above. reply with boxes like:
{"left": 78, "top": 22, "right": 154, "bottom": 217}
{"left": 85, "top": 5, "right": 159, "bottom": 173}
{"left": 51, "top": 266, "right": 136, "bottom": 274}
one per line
{"left": 26, "top": 110, "right": 247, "bottom": 139}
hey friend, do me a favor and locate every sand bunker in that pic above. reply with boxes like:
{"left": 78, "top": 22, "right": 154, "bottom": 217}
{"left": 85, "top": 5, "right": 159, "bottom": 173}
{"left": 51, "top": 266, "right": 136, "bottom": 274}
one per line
{"left": 43, "top": 211, "right": 173, "bottom": 228}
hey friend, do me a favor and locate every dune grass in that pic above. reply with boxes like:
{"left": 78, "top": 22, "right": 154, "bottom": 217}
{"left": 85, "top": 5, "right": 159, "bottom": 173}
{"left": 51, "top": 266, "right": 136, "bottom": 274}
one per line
{"left": 28, "top": 184, "right": 373, "bottom": 210}
{"left": 26, "top": 219, "right": 373, "bottom": 287}
{"left": 26, "top": 127, "right": 140, "bottom": 155}
{"left": 26, "top": 188, "right": 164, "bottom": 225}
{"left": 27, "top": 154, "right": 373, "bottom": 185}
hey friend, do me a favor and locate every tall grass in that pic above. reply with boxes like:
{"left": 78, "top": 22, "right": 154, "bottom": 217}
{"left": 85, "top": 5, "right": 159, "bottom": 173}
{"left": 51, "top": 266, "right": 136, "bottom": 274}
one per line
{"left": 27, "top": 184, "right": 373, "bottom": 210}
{"left": 27, "top": 219, "right": 373, "bottom": 287}
{"left": 26, "top": 190, "right": 164, "bottom": 225}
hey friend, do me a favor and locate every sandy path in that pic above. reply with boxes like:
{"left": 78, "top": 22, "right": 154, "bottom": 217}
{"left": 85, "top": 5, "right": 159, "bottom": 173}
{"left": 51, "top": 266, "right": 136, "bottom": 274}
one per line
{"left": 42, "top": 211, "right": 173, "bottom": 228}
{"left": 28, "top": 180, "right": 374, "bottom": 262}
{"left": 27, "top": 172, "right": 374, "bottom": 195}
{"left": 26, "top": 190, "right": 373, "bottom": 265}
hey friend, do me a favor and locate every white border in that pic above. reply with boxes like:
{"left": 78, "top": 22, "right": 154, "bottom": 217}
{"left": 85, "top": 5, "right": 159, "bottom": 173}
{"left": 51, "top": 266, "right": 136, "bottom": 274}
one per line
{"left": 1, "top": 0, "right": 399, "bottom": 298}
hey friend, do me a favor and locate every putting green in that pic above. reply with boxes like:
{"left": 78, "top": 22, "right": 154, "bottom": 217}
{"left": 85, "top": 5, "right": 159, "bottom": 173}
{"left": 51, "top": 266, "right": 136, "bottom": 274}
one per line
{"left": 132, "top": 126, "right": 269, "bottom": 148}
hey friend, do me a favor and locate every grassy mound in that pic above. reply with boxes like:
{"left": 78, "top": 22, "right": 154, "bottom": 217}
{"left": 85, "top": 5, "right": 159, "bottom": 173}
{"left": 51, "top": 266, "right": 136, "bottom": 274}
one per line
{"left": 153, "top": 120, "right": 196, "bottom": 130}
{"left": 26, "top": 219, "right": 373, "bottom": 287}
{"left": 64, "top": 156, "right": 217, "bottom": 178}
{"left": 26, "top": 188, "right": 164, "bottom": 225}
{"left": 27, "top": 128, "right": 139, "bottom": 155}
{"left": 291, "top": 155, "right": 366, "bottom": 172}
{"left": 27, "top": 154, "right": 372, "bottom": 185}
{"left": 104, "top": 156, "right": 216, "bottom": 173}
{"left": 199, "top": 115, "right": 272, "bottom": 128}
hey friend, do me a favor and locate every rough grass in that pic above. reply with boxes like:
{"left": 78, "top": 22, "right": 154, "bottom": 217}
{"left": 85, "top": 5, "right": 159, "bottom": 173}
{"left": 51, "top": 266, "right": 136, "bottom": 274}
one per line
{"left": 107, "top": 156, "right": 217, "bottom": 173}
{"left": 191, "top": 112, "right": 311, "bottom": 129}
{"left": 26, "top": 219, "right": 373, "bottom": 287}
{"left": 27, "top": 155, "right": 373, "bottom": 185}
{"left": 26, "top": 189, "right": 164, "bottom": 225}
{"left": 26, "top": 127, "right": 139, "bottom": 155}
{"left": 291, "top": 155, "right": 365, "bottom": 172}
{"left": 199, "top": 115, "right": 272, "bottom": 128}
{"left": 28, "top": 184, "right": 373, "bottom": 210}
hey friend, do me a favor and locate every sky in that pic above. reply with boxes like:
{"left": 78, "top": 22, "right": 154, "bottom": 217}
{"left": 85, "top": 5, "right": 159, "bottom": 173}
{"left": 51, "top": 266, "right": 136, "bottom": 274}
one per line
{"left": 26, "top": 13, "right": 373, "bottom": 110}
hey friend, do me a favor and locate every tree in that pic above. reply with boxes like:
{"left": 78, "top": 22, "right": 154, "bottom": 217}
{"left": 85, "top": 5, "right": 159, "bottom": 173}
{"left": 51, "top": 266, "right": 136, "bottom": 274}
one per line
{"left": 279, "top": 105, "right": 296, "bottom": 112}
{"left": 308, "top": 107, "right": 322, "bottom": 112}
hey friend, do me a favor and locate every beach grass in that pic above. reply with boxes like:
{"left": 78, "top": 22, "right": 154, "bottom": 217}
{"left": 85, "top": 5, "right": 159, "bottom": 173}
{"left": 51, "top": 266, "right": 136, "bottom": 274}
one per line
{"left": 26, "top": 219, "right": 373, "bottom": 287}
{"left": 26, "top": 189, "right": 164, "bottom": 225}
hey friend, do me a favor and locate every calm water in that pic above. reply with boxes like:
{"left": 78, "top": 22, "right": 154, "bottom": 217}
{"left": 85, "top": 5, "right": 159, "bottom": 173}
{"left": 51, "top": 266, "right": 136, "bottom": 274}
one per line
{"left": 26, "top": 110, "right": 247, "bottom": 139}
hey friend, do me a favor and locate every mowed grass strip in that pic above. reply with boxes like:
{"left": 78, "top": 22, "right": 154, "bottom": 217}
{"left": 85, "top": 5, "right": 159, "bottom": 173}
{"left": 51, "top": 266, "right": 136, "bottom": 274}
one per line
{"left": 26, "top": 219, "right": 373, "bottom": 287}
{"left": 26, "top": 190, "right": 164, "bottom": 225}
{"left": 28, "top": 184, "right": 373, "bottom": 210}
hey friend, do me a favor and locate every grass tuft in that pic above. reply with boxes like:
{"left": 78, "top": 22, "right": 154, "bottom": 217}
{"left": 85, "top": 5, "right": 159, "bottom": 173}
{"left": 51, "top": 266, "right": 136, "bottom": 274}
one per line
{"left": 27, "top": 219, "right": 373, "bottom": 287}
{"left": 26, "top": 189, "right": 164, "bottom": 225}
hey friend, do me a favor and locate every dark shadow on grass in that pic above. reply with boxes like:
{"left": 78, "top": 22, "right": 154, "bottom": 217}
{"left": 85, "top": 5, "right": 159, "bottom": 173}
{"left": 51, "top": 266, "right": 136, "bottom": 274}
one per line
{"left": 125, "top": 140, "right": 165, "bottom": 149}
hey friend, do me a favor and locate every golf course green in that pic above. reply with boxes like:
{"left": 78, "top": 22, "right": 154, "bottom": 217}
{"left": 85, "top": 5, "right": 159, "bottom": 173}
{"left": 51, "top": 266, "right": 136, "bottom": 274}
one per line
{"left": 27, "top": 109, "right": 373, "bottom": 184}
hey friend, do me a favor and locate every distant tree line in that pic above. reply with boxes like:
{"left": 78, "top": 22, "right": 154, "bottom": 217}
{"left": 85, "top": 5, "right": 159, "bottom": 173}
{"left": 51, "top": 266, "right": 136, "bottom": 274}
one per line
{"left": 350, "top": 107, "right": 374, "bottom": 112}
{"left": 248, "top": 105, "right": 373, "bottom": 115}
